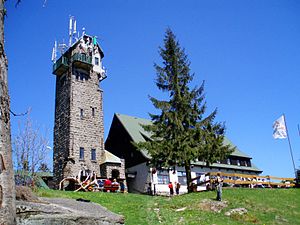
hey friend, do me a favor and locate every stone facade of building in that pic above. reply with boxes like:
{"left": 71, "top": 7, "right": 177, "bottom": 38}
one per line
{"left": 53, "top": 34, "right": 124, "bottom": 188}
{"left": 100, "top": 159, "right": 126, "bottom": 179}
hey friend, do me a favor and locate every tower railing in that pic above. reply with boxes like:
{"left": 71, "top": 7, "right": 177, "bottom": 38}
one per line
{"left": 72, "top": 53, "right": 92, "bottom": 65}
{"left": 53, "top": 56, "right": 69, "bottom": 75}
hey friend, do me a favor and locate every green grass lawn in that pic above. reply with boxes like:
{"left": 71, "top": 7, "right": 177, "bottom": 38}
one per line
{"left": 36, "top": 188, "right": 300, "bottom": 225}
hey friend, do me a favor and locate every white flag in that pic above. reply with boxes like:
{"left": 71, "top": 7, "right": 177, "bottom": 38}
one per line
{"left": 273, "top": 115, "right": 287, "bottom": 139}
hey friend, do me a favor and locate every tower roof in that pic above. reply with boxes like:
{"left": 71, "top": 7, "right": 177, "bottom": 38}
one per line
{"left": 66, "top": 34, "right": 104, "bottom": 58}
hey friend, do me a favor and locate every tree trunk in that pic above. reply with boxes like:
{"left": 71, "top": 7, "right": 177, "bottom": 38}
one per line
{"left": 0, "top": 1, "right": 16, "bottom": 224}
{"left": 184, "top": 161, "right": 193, "bottom": 193}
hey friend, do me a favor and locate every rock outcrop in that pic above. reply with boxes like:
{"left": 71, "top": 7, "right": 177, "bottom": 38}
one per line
{"left": 16, "top": 197, "right": 124, "bottom": 225}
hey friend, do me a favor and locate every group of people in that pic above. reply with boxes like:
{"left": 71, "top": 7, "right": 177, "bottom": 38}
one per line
{"left": 168, "top": 181, "right": 181, "bottom": 196}
{"left": 97, "top": 178, "right": 126, "bottom": 193}
{"left": 168, "top": 178, "right": 222, "bottom": 201}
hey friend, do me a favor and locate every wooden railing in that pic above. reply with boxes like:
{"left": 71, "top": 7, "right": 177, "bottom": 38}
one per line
{"left": 191, "top": 172, "right": 296, "bottom": 188}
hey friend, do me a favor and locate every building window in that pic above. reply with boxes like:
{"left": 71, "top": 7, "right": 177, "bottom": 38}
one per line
{"left": 92, "top": 107, "right": 95, "bottom": 117}
{"left": 246, "top": 160, "right": 251, "bottom": 167}
{"left": 157, "top": 170, "right": 170, "bottom": 184}
{"left": 91, "top": 149, "right": 96, "bottom": 161}
{"left": 95, "top": 57, "right": 99, "bottom": 66}
{"left": 60, "top": 75, "right": 66, "bottom": 87}
{"left": 177, "top": 171, "right": 187, "bottom": 185}
{"left": 73, "top": 67, "right": 88, "bottom": 81}
{"left": 230, "top": 158, "right": 238, "bottom": 165}
{"left": 221, "top": 158, "right": 228, "bottom": 164}
{"left": 80, "top": 108, "right": 84, "bottom": 119}
{"left": 195, "top": 172, "right": 205, "bottom": 184}
{"left": 227, "top": 158, "right": 231, "bottom": 165}
{"left": 240, "top": 160, "right": 247, "bottom": 167}
{"left": 79, "top": 147, "right": 84, "bottom": 160}
{"left": 79, "top": 72, "right": 84, "bottom": 81}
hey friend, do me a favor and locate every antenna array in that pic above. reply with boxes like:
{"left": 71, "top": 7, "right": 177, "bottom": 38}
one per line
{"left": 69, "top": 16, "right": 77, "bottom": 47}
{"left": 52, "top": 15, "right": 82, "bottom": 62}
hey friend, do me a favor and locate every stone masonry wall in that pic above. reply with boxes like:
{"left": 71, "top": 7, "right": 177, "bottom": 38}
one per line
{"left": 53, "top": 39, "right": 126, "bottom": 188}
{"left": 67, "top": 66, "right": 105, "bottom": 177}
{"left": 53, "top": 69, "right": 71, "bottom": 187}
{"left": 53, "top": 45, "right": 105, "bottom": 187}
{"left": 100, "top": 159, "right": 126, "bottom": 180}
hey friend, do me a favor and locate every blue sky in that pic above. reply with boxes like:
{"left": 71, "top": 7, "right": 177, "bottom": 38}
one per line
{"left": 5, "top": 0, "right": 300, "bottom": 177}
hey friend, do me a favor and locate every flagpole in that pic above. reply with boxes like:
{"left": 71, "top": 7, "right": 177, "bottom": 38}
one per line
{"left": 283, "top": 114, "right": 297, "bottom": 175}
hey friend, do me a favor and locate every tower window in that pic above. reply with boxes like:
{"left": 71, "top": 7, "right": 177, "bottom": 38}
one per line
{"left": 73, "top": 67, "right": 88, "bottom": 81}
{"left": 91, "top": 149, "right": 96, "bottom": 161}
{"left": 60, "top": 75, "right": 66, "bottom": 87}
{"left": 80, "top": 108, "right": 84, "bottom": 119}
{"left": 79, "top": 147, "right": 84, "bottom": 160}
{"left": 92, "top": 107, "right": 95, "bottom": 117}
{"left": 95, "top": 57, "right": 99, "bottom": 66}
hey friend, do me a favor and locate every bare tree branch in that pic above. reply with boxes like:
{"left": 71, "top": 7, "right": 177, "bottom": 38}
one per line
{"left": 9, "top": 108, "right": 29, "bottom": 117}
{"left": 43, "top": 0, "right": 47, "bottom": 7}
{"left": 12, "top": 111, "right": 51, "bottom": 186}
{"left": 15, "top": 0, "right": 22, "bottom": 8}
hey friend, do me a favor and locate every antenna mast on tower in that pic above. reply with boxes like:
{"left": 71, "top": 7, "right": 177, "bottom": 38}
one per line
{"left": 51, "top": 40, "right": 57, "bottom": 62}
{"left": 69, "top": 15, "right": 77, "bottom": 47}
{"left": 51, "top": 16, "right": 81, "bottom": 61}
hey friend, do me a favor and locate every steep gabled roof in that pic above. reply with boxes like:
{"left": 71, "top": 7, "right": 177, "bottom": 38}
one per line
{"left": 114, "top": 113, "right": 261, "bottom": 172}
{"left": 115, "top": 113, "right": 251, "bottom": 158}
{"left": 223, "top": 137, "right": 251, "bottom": 158}
{"left": 115, "top": 113, "right": 152, "bottom": 159}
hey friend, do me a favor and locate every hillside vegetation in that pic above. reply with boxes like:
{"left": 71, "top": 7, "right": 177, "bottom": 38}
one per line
{"left": 37, "top": 188, "right": 300, "bottom": 225}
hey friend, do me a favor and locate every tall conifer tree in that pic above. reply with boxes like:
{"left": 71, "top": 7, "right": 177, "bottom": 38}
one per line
{"left": 138, "top": 29, "right": 233, "bottom": 192}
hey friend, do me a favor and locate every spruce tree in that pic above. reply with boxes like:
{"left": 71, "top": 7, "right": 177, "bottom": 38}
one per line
{"left": 137, "top": 29, "right": 234, "bottom": 192}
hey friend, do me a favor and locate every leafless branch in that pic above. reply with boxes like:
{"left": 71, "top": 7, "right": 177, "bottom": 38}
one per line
{"left": 15, "top": 0, "right": 47, "bottom": 8}
{"left": 43, "top": 0, "right": 48, "bottom": 7}
{"left": 15, "top": 0, "right": 22, "bottom": 8}
{"left": 12, "top": 111, "right": 51, "bottom": 185}
{"left": 9, "top": 109, "right": 29, "bottom": 117}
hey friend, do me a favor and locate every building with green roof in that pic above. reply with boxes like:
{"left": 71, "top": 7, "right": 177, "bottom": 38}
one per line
{"left": 105, "top": 113, "right": 262, "bottom": 194}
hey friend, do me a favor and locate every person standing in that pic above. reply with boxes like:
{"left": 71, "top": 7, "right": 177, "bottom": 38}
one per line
{"left": 120, "top": 181, "right": 125, "bottom": 193}
{"left": 216, "top": 173, "right": 223, "bottom": 201}
{"left": 152, "top": 168, "right": 158, "bottom": 195}
{"left": 168, "top": 182, "right": 174, "bottom": 196}
{"left": 175, "top": 182, "right": 181, "bottom": 195}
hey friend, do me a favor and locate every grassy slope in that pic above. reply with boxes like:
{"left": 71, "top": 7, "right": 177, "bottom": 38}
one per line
{"left": 37, "top": 188, "right": 300, "bottom": 225}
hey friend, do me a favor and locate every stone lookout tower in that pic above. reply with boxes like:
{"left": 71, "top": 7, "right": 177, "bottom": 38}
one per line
{"left": 52, "top": 18, "right": 124, "bottom": 188}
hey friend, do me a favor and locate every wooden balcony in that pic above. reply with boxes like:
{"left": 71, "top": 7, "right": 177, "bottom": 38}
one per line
{"left": 53, "top": 56, "right": 69, "bottom": 76}
{"left": 72, "top": 53, "right": 92, "bottom": 70}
